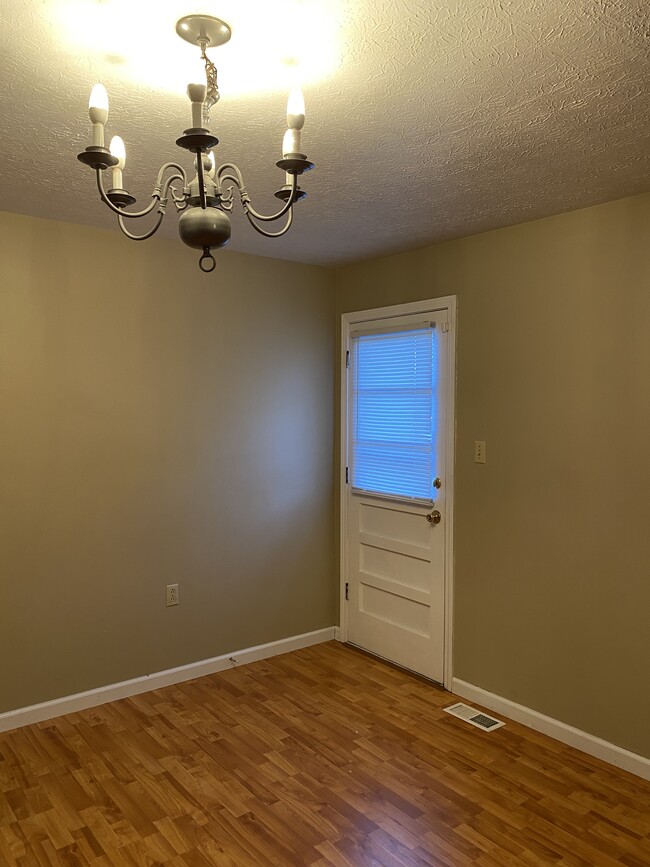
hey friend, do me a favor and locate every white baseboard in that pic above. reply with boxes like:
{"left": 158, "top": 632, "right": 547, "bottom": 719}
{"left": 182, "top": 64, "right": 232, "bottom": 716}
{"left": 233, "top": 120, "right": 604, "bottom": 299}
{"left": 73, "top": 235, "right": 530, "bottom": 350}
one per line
{"left": 333, "top": 626, "right": 341, "bottom": 641}
{"left": 0, "top": 627, "right": 337, "bottom": 735}
{"left": 452, "top": 678, "right": 650, "bottom": 782}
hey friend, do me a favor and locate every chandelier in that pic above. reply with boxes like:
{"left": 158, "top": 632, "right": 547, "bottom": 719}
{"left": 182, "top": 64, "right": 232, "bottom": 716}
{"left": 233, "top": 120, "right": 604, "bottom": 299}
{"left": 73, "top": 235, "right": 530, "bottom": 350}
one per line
{"left": 77, "top": 14, "right": 314, "bottom": 272}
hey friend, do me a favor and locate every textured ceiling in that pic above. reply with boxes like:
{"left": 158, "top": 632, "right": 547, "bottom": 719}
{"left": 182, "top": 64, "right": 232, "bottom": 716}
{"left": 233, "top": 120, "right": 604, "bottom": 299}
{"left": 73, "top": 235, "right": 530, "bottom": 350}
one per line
{"left": 0, "top": 0, "right": 649, "bottom": 267}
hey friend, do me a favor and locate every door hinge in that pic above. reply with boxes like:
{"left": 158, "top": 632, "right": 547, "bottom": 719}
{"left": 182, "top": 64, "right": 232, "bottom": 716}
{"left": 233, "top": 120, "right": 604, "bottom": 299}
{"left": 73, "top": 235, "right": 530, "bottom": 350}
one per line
{"left": 346, "top": 350, "right": 350, "bottom": 368}
{"left": 345, "top": 582, "right": 349, "bottom": 601}
{"left": 345, "top": 466, "right": 349, "bottom": 484}
{"left": 441, "top": 321, "right": 450, "bottom": 333}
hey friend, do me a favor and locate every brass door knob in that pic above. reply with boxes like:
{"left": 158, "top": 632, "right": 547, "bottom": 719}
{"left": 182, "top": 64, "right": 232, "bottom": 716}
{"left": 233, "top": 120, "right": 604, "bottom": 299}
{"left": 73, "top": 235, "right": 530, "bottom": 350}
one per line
{"left": 426, "top": 510, "right": 441, "bottom": 524}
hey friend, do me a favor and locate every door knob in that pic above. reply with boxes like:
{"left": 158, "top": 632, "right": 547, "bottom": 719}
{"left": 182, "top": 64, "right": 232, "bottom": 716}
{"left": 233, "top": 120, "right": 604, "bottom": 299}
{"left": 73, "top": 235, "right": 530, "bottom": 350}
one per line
{"left": 426, "top": 510, "right": 441, "bottom": 524}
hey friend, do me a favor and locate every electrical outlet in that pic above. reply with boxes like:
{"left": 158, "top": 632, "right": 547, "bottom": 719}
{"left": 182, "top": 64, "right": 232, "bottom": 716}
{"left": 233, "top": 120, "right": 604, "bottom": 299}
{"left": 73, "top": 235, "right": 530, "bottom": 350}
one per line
{"left": 474, "top": 440, "right": 486, "bottom": 464}
{"left": 166, "top": 583, "right": 179, "bottom": 606}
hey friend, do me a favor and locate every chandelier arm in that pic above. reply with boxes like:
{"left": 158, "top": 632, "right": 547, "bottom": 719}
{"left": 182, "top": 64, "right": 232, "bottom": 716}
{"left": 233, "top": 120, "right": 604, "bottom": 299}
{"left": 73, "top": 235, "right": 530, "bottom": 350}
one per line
{"left": 215, "top": 163, "right": 245, "bottom": 188}
{"left": 242, "top": 174, "right": 298, "bottom": 222}
{"left": 95, "top": 163, "right": 190, "bottom": 219}
{"left": 117, "top": 212, "right": 165, "bottom": 241}
{"left": 156, "top": 163, "right": 189, "bottom": 186}
{"left": 172, "top": 189, "right": 190, "bottom": 211}
{"left": 96, "top": 170, "right": 159, "bottom": 218}
{"left": 215, "top": 176, "right": 237, "bottom": 211}
{"left": 161, "top": 174, "right": 187, "bottom": 201}
{"left": 245, "top": 207, "right": 294, "bottom": 238}
{"left": 215, "top": 164, "right": 298, "bottom": 222}
{"left": 217, "top": 174, "right": 241, "bottom": 189}
{"left": 169, "top": 178, "right": 190, "bottom": 210}
{"left": 218, "top": 187, "right": 235, "bottom": 212}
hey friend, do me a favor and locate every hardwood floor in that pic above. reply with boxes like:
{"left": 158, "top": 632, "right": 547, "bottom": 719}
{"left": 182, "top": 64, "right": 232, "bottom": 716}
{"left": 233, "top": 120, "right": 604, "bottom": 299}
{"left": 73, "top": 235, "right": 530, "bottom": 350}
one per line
{"left": 0, "top": 641, "right": 649, "bottom": 866}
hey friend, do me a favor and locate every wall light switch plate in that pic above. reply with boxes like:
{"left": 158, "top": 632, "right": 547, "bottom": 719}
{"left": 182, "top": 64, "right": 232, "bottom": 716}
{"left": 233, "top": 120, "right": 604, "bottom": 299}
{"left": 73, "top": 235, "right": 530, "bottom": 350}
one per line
{"left": 474, "top": 441, "right": 486, "bottom": 464}
{"left": 166, "top": 583, "right": 179, "bottom": 606}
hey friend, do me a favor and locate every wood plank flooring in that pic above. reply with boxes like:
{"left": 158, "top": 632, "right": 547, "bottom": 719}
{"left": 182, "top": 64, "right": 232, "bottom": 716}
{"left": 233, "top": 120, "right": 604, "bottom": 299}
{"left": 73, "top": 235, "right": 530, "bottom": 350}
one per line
{"left": 0, "top": 641, "right": 649, "bottom": 865}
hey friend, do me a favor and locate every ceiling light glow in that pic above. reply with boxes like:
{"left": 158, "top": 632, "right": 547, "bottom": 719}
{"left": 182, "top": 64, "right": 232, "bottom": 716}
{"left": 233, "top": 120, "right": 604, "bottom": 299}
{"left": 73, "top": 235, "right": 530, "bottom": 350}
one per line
{"left": 46, "top": 0, "right": 342, "bottom": 96}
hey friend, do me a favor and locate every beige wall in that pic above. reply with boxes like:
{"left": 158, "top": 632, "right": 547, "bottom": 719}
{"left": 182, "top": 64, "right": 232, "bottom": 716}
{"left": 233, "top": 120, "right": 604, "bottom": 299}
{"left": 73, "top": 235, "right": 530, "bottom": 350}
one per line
{"left": 0, "top": 211, "right": 336, "bottom": 713}
{"left": 335, "top": 193, "right": 650, "bottom": 759}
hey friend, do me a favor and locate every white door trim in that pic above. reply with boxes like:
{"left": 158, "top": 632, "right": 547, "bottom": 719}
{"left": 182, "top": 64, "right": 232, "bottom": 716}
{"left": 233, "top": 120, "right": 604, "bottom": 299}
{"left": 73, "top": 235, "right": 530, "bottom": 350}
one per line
{"left": 339, "top": 296, "right": 457, "bottom": 689}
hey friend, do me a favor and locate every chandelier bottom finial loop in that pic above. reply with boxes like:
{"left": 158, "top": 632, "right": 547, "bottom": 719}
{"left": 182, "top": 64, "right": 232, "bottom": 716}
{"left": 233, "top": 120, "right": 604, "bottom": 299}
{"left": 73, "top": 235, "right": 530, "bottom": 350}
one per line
{"left": 199, "top": 247, "right": 217, "bottom": 272}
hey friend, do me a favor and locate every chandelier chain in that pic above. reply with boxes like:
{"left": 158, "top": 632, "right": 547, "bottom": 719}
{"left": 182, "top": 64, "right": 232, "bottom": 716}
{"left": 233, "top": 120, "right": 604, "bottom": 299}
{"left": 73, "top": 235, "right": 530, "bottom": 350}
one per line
{"left": 200, "top": 41, "right": 220, "bottom": 128}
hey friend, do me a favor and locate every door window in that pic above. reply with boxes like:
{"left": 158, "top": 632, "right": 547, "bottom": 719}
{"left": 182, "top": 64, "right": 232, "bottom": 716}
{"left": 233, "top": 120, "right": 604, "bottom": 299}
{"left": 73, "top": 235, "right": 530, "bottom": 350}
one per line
{"left": 349, "top": 324, "right": 438, "bottom": 502}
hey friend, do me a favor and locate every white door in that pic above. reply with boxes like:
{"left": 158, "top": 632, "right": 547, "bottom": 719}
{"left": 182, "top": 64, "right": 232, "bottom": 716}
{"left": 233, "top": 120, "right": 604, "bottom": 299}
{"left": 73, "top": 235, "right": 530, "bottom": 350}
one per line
{"left": 342, "top": 301, "right": 455, "bottom": 684}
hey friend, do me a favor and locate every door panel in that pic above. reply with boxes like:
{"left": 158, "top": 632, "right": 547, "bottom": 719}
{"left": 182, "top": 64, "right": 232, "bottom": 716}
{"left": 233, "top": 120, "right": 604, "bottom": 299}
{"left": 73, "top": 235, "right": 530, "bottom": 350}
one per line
{"left": 361, "top": 585, "right": 430, "bottom": 635}
{"left": 359, "top": 501, "right": 431, "bottom": 545}
{"left": 361, "top": 544, "right": 430, "bottom": 591}
{"left": 349, "top": 494, "right": 444, "bottom": 681}
{"left": 344, "top": 307, "right": 451, "bottom": 684}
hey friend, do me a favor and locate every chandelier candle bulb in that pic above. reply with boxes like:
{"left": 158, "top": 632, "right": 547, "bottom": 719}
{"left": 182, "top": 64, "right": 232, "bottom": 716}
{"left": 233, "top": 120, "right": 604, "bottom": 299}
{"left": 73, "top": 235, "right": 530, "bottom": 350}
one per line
{"left": 109, "top": 136, "right": 126, "bottom": 189}
{"left": 187, "top": 83, "right": 207, "bottom": 128}
{"left": 88, "top": 83, "right": 109, "bottom": 147}
{"left": 287, "top": 87, "right": 305, "bottom": 130}
{"left": 284, "top": 87, "right": 305, "bottom": 155}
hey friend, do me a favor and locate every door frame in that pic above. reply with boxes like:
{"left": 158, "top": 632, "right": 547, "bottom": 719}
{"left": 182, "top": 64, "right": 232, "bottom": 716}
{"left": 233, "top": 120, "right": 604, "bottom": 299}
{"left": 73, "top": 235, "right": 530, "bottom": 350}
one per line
{"left": 339, "top": 296, "right": 457, "bottom": 689}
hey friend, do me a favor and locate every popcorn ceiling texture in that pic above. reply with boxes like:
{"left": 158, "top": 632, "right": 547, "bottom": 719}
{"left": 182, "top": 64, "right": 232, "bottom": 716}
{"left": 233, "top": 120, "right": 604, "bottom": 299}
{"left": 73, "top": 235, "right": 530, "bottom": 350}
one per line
{"left": 0, "top": 0, "right": 648, "bottom": 266}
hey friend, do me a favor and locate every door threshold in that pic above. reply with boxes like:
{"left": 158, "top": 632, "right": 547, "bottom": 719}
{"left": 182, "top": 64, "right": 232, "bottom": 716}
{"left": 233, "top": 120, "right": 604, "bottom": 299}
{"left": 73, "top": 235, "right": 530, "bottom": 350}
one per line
{"left": 343, "top": 642, "right": 445, "bottom": 690}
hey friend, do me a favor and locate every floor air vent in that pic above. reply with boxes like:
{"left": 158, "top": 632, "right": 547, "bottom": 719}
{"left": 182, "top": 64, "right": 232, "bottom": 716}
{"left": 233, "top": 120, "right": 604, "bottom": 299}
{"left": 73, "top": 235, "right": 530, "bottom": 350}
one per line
{"left": 443, "top": 702, "right": 505, "bottom": 731}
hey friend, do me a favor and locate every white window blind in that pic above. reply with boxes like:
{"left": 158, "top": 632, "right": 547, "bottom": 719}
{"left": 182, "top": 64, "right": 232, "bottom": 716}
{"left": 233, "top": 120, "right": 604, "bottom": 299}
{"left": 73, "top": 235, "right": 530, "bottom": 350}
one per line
{"left": 349, "top": 325, "right": 438, "bottom": 501}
